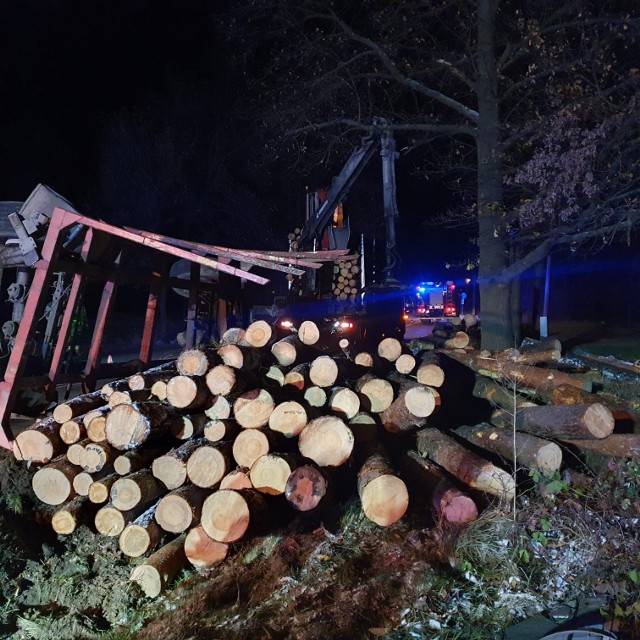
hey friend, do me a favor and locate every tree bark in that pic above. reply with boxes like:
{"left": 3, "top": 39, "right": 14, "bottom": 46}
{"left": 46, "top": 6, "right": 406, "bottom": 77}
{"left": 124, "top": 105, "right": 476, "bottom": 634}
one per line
{"left": 128, "top": 361, "right": 176, "bottom": 390}
{"left": 416, "top": 428, "right": 515, "bottom": 501}
{"left": 476, "top": 0, "right": 513, "bottom": 351}
{"left": 455, "top": 423, "right": 562, "bottom": 474}
{"left": 492, "top": 403, "right": 615, "bottom": 440}
{"left": 53, "top": 390, "right": 107, "bottom": 423}
{"left": 444, "top": 350, "right": 593, "bottom": 394}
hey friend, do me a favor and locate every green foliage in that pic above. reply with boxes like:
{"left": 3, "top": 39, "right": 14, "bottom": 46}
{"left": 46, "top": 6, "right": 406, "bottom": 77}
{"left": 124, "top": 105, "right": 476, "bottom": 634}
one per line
{"left": 6, "top": 529, "right": 139, "bottom": 640}
{"left": 528, "top": 469, "right": 568, "bottom": 496}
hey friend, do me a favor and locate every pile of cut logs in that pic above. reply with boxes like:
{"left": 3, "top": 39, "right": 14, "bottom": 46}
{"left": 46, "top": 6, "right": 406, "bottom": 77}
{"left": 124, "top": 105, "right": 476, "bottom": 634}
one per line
{"left": 12, "top": 317, "right": 638, "bottom": 598}
{"left": 331, "top": 257, "right": 360, "bottom": 301}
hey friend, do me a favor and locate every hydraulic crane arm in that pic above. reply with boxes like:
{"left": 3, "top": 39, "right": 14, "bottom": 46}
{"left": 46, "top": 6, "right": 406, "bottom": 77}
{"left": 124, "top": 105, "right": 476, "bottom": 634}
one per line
{"left": 297, "top": 135, "right": 378, "bottom": 251}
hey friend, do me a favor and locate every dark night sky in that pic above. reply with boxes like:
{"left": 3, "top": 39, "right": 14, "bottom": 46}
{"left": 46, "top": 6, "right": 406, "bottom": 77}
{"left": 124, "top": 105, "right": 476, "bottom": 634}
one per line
{"left": 0, "top": 0, "right": 467, "bottom": 283}
{"left": 1, "top": 1, "right": 637, "bottom": 319}
{"left": 0, "top": 1, "right": 216, "bottom": 198}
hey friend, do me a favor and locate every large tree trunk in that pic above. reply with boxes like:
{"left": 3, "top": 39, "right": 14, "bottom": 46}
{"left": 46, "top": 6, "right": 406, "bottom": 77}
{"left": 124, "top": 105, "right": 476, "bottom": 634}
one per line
{"left": 492, "top": 403, "right": 614, "bottom": 440}
{"left": 476, "top": 0, "right": 512, "bottom": 351}
{"left": 455, "top": 423, "right": 562, "bottom": 474}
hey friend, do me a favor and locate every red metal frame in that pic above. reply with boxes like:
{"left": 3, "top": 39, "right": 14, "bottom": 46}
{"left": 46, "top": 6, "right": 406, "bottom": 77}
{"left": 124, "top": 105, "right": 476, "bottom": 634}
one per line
{"left": 0, "top": 207, "right": 287, "bottom": 449}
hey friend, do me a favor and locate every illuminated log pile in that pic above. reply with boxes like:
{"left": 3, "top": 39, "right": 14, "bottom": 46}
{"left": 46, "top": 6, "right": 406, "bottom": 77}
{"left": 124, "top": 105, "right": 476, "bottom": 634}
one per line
{"left": 14, "top": 318, "right": 633, "bottom": 598}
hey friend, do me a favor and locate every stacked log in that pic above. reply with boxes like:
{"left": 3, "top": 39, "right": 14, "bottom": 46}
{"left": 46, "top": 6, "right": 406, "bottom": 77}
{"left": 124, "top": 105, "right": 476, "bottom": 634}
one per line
{"left": 331, "top": 257, "right": 360, "bottom": 301}
{"left": 18, "top": 319, "right": 625, "bottom": 599}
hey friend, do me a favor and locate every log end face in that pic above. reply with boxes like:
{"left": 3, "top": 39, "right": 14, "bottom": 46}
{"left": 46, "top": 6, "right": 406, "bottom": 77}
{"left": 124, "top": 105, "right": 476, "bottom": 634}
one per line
{"left": 360, "top": 475, "right": 409, "bottom": 526}
{"left": 130, "top": 565, "right": 162, "bottom": 598}
{"left": 438, "top": 490, "right": 478, "bottom": 524}
{"left": 585, "top": 403, "right": 615, "bottom": 439}
{"left": 184, "top": 525, "right": 229, "bottom": 569}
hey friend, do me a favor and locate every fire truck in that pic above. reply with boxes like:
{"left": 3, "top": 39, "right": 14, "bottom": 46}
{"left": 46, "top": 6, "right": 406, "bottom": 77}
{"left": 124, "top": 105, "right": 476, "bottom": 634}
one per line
{"left": 406, "top": 281, "right": 457, "bottom": 322}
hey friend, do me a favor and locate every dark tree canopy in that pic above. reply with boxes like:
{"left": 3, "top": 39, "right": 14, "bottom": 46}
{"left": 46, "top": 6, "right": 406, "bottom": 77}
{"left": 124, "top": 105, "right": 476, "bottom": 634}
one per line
{"left": 229, "top": 0, "right": 640, "bottom": 348}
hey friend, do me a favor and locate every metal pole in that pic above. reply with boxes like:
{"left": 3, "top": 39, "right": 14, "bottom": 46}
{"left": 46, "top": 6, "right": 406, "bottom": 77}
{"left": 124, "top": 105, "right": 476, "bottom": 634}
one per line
{"left": 540, "top": 254, "right": 551, "bottom": 338}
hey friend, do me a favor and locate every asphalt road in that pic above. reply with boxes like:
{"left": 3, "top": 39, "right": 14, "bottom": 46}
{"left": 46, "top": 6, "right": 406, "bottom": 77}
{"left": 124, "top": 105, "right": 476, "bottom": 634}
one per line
{"left": 404, "top": 317, "right": 434, "bottom": 341}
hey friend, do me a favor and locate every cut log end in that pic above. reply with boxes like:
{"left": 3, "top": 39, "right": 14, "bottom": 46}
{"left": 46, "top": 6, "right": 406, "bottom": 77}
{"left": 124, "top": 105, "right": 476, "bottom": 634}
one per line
{"left": 360, "top": 475, "right": 409, "bottom": 526}
{"left": 184, "top": 525, "right": 229, "bottom": 569}
{"left": 437, "top": 488, "right": 478, "bottom": 524}
{"left": 585, "top": 403, "right": 616, "bottom": 439}
{"left": 298, "top": 416, "right": 354, "bottom": 467}
{"left": 298, "top": 320, "right": 320, "bottom": 345}
{"left": 285, "top": 465, "right": 327, "bottom": 511}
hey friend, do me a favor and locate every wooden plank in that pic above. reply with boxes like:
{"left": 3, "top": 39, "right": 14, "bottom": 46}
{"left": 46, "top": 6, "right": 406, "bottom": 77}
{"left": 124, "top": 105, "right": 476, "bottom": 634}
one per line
{"left": 125, "top": 228, "right": 311, "bottom": 273}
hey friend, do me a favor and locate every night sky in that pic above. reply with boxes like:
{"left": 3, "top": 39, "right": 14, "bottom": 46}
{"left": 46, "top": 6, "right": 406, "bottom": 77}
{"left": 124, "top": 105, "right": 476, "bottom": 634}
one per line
{"left": 1, "top": 1, "right": 214, "bottom": 198}
{"left": 1, "top": 1, "right": 637, "bottom": 318}
{"left": 0, "top": 0, "right": 468, "bottom": 283}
